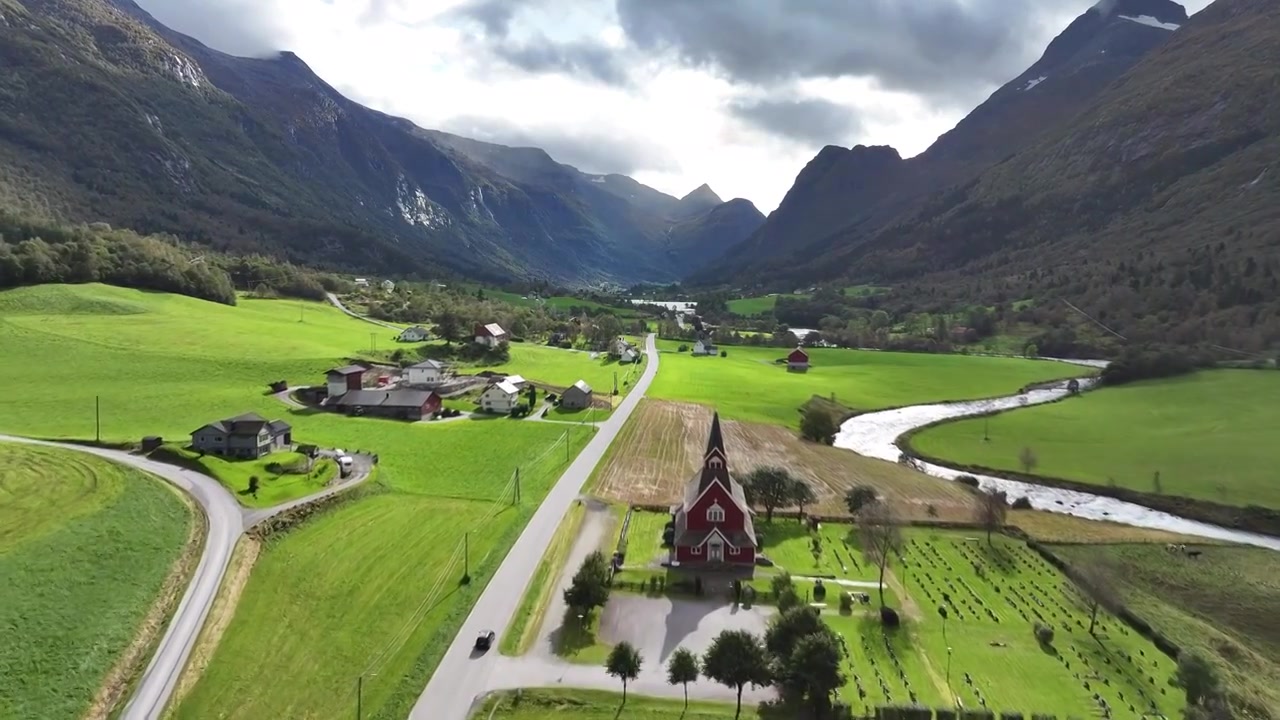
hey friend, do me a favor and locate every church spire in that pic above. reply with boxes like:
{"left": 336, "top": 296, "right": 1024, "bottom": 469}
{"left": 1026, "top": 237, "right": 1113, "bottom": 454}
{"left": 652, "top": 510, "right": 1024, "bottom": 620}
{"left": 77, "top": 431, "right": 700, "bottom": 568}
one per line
{"left": 704, "top": 412, "right": 726, "bottom": 460}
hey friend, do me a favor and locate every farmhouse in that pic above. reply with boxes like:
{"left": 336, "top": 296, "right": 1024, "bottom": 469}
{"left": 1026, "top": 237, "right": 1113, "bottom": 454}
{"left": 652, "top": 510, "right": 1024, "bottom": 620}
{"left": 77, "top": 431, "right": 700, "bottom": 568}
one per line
{"left": 190, "top": 412, "right": 292, "bottom": 459}
{"left": 614, "top": 337, "right": 639, "bottom": 363}
{"left": 326, "top": 365, "right": 366, "bottom": 398}
{"left": 474, "top": 322, "right": 509, "bottom": 347}
{"left": 397, "top": 325, "right": 430, "bottom": 342}
{"left": 480, "top": 380, "right": 520, "bottom": 414}
{"left": 405, "top": 359, "right": 447, "bottom": 386}
{"left": 331, "top": 388, "right": 441, "bottom": 421}
{"left": 670, "top": 413, "right": 757, "bottom": 569}
{"left": 787, "top": 347, "right": 810, "bottom": 372}
{"left": 561, "top": 380, "right": 593, "bottom": 409}
{"left": 692, "top": 335, "right": 718, "bottom": 356}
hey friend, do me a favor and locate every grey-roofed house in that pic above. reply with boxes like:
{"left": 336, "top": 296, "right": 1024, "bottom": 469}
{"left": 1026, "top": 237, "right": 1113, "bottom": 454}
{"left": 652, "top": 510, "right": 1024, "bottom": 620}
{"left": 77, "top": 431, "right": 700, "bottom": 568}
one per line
{"left": 561, "top": 380, "right": 593, "bottom": 410}
{"left": 404, "top": 359, "right": 447, "bottom": 386}
{"left": 190, "top": 412, "right": 292, "bottom": 459}
{"left": 326, "top": 365, "right": 366, "bottom": 398}
{"left": 331, "top": 388, "right": 441, "bottom": 421}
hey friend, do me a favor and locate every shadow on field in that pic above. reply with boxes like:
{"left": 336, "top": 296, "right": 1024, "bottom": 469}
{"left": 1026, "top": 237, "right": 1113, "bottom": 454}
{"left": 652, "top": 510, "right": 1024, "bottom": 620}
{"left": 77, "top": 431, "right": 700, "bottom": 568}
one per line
{"left": 550, "top": 608, "right": 598, "bottom": 659}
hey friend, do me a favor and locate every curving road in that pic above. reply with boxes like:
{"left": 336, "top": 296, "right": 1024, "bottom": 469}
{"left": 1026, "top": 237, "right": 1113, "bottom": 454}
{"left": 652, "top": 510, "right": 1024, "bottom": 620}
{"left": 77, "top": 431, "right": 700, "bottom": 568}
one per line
{"left": 325, "top": 292, "right": 404, "bottom": 331}
{"left": 408, "top": 334, "right": 659, "bottom": 720}
{"left": 0, "top": 435, "right": 377, "bottom": 719}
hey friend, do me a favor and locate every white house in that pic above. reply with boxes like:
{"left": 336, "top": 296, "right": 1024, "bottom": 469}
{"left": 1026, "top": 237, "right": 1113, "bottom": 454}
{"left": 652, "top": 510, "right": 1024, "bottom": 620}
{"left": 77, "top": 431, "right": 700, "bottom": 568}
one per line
{"left": 692, "top": 338, "right": 718, "bottom": 356}
{"left": 503, "top": 374, "right": 529, "bottom": 390}
{"left": 474, "top": 322, "right": 509, "bottom": 347}
{"left": 381, "top": 279, "right": 395, "bottom": 293}
{"left": 405, "top": 359, "right": 446, "bottom": 386}
{"left": 480, "top": 380, "right": 520, "bottom": 414}
{"left": 397, "top": 325, "right": 430, "bottom": 342}
{"left": 354, "top": 278, "right": 370, "bottom": 288}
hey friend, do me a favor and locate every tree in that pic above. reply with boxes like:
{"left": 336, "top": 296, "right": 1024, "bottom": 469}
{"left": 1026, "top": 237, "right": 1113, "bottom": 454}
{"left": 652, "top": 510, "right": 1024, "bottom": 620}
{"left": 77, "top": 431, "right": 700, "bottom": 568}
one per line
{"left": 744, "top": 466, "right": 797, "bottom": 523}
{"left": 563, "top": 550, "right": 611, "bottom": 616}
{"left": 247, "top": 475, "right": 260, "bottom": 498}
{"left": 800, "top": 407, "right": 838, "bottom": 445}
{"left": 702, "top": 629, "right": 772, "bottom": 719}
{"left": 1176, "top": 652, "right": 1221, "bottom": 707}
{"left": 666, "top": 647, "right": 700, "bottom": 708}
{"left": 434, "top": 309, "right": 464, "bottom": 344}
{"left": 791, "top": 480, "right": 817, "bottom": 522}
{"left": 1153, "top": 470, "right": 1163, "bottom": 494}
{"left": 1018, "top": 446, "right": 1039, "bottom": 474}
{"left": 764, "top": 606, "right": 825, "bottom": 661}
{"left": 845, "top": 486, "right": 878, "bottom": 516}
{"left": 976, "top": 490, "right": 1008, "bottom": 545}
{"left": 786, "top": 632, "right": 846, "bottom": 717}
{"left": 1071, "top": 560, "right": 1123, "bottom": 635}
{"left": 605, "top": 641, "right": 643, "bottom": 704}
{"left": 857, "top": 501, "right": 902, "bottom": 607}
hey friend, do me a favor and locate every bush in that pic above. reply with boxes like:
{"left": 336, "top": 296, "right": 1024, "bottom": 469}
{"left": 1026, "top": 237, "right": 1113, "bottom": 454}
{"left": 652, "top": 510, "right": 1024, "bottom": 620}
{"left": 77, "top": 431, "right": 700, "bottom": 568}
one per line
{"left": 678, "top": 344, "right": 689, "bottom": 352}
{"left": 1034, "top": 622, "right": 1055, "bottom": 645}
{"left": 1000, "top": 713, "right": 1025, "bottom": 720}
{"left": 719, "top": 349, "right": 727, "bottom": 357}
{"left": 937, "top": 710, "right": 958, "bottom": 720}
{"left": 1012, "top": 496, "right": 1033, "bottom": 509}
{"left": 956, "top": 475, "right": 981, "bottom": 488}
{"left": 839, "top": 591, "right": 854, "bottom": 613}
{"left": 880, "top": 606, "right": 900, "bottom": 627}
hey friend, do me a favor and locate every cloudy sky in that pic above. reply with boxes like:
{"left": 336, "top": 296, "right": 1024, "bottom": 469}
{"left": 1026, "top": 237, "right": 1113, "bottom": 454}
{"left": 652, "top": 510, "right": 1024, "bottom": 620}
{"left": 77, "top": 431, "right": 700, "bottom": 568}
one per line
{"left": 135, "top": 0, "right": 1213, "bottom": 213}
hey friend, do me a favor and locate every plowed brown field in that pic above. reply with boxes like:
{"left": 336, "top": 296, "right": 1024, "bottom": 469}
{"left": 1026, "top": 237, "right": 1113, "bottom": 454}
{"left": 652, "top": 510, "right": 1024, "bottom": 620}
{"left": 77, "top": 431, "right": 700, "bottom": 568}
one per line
{"left": 591, "top": 399, "right": 978, "bottom": 522}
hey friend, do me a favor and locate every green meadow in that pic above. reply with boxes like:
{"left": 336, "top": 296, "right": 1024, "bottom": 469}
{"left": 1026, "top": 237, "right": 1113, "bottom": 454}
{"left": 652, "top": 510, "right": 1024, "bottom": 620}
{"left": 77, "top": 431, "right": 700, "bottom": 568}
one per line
{"left": 0, "top": 443, "right": 191, "bottom": 720}
{"left": 474, "top": 689, "right": 753, "bottom": 720}
{"left": 174, "top": 448, "right": 338, "bottom": 507}
{"left": 646, "top": 340, "right": 1093, "bottom": 426}
{"left": 726, "top": 293, "right": 808, "bottom": 316}
{"left": 0, "top": 284, "right": 595, "bottom": 719}
{"left": 910, "top": 370, "right": 1280, "bottom": 508}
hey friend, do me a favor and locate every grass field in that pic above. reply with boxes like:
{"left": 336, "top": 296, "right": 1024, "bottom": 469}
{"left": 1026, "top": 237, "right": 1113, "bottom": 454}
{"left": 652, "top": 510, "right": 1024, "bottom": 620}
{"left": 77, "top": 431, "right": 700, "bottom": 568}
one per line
{"left": 0, "top": 442, "right": 192, "bottom": 720}
{"left": 1054, "top": 543, "right": 1280, "bottom": 715}
{"left": 473, "top": 689, "right": 754, "bottom": 719}
{"left": 173, "top": 448, "right": 338, "bottom": 508}
{"left": 647, "top": 340, "right": 1093, "bottom": 427}
{"left": 910, "top": 370, "right": 1280, "bottom": 508}
{"left": 726, "top": 293, "right": 807, "bottom": 316}
{"left": 0, "top": 284, "right": 597, "bottom": 720}
{"left": 413, "top": 340, "right": 644, "bottom": 398}
{"left": 591, "top": 400, "right": 978, "bottom": 522}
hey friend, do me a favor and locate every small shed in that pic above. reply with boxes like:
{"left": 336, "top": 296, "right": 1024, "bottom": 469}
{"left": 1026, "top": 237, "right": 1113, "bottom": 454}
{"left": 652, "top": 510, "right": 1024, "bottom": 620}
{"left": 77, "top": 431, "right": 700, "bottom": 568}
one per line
{"left": 326, "top": 365, "right": 366, "bottom": 398}
{"left": 787, "top": 347, "right": 810, "bottom": 372}
{"left": 561, "top": 380, "right": 593, "bottom": 410}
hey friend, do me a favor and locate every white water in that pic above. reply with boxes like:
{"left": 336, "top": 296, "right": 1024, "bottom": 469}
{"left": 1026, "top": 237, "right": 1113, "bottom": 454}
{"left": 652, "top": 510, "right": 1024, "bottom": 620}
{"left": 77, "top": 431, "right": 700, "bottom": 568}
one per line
{"left": 834, "top": 371, "right": 1280, "bottom": 551}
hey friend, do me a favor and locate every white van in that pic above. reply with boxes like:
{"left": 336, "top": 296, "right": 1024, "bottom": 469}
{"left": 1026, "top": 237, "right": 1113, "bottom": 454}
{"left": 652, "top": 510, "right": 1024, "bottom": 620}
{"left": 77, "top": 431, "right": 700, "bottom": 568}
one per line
{"left": 338, "top": 455, "right": 354, "bottom": 477}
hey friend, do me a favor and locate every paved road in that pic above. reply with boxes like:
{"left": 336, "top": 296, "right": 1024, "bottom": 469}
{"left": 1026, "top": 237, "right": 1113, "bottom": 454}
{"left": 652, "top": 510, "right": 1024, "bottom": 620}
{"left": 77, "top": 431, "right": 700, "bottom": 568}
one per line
{"left": 0, "top": 435, "right": 379, "bottom": 719}
{"left": 408, "top": 334, "right": 659, "bottom": 720}
{"left": 325, "top": 292, "right": 404, "bottom": 332}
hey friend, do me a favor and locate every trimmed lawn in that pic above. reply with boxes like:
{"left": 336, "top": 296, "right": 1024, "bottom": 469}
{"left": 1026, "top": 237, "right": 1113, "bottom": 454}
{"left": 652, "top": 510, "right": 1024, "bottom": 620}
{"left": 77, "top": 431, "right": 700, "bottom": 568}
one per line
{"left": 727, "top": 294, "right": 807, "bottom": 316}
{"left": 175, "top": 448, "right": 338, "bottom": 508}
{"left": 1054, "top": 543, "right": 1280, "bottom": 714}
{"left": 0, "top": 284, "right": 597, "bottom": 720}
{"left": 648, "top": 340, "right": 1093, "bottom": 427}
{"left": 910, "top": 370, "right": 1280, "bottom": 508}
{"left": 502, "top": 501, "right": 587, "bottom": 656}
{"left": 0, "top": 443, "right": 191, "bottom": 720}
{"left": 473, "top": 689, "right": 756, "bottom": 719}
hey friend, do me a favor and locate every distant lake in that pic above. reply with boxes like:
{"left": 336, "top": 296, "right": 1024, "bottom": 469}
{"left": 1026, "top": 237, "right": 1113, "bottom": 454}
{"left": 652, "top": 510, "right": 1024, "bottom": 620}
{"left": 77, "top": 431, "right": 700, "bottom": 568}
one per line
{"left": 630, "top": 299, "right": 697, "bottom": 312}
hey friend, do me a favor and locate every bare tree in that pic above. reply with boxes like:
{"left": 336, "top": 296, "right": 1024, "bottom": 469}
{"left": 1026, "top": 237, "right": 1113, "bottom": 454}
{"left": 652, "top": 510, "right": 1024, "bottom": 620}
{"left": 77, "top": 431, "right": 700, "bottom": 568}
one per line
{"left": 976, "top": 490, "right": 1008, "bottom": 545}
{"left": 1071, "top": 560, "right": 1124, "bottom": 635}
{"left": 1018, "top": 446, "right": 1039, "bottom": 474}
{"left": 857, "top": 501, "right": 903, "bottom": 607}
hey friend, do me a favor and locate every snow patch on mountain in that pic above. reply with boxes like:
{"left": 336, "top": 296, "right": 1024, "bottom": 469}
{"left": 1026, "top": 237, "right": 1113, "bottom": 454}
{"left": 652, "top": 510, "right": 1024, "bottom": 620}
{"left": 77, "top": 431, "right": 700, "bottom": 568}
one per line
{"left": 1120, "top": 14, "right": 1181, "bottom": 30}
{"left": 397, "top": 179, "right": 450, "bottom": 229}
{"left": 1023, "top": 76, "right": 1048, "bottom": 91}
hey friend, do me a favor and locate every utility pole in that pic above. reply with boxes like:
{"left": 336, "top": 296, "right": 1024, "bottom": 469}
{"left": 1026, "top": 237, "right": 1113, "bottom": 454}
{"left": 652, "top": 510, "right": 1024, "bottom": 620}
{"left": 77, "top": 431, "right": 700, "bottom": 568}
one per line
{"left": 613, "top": 371, "right": 618, "bottom": 396}
{"left": 356, "top": 675, "right": 363, "bottom": 720}
{"left": 983, "top": 416, "right": 990, "bottom": 442}
{"left": 514, "top": 468, "right": 520, "bottom": 505}
{"left": 462, "top": 532, "right": 470, "bottom": 583}
{"left": 95, "top": 395, "right": 101, "bottom": 443}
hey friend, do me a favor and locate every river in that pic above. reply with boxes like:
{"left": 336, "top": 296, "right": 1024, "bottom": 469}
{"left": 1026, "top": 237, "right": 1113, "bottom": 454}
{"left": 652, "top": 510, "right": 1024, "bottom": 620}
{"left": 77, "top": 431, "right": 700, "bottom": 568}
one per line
{"left": 833, "top": 369, "right": 1280, "bottom": 551}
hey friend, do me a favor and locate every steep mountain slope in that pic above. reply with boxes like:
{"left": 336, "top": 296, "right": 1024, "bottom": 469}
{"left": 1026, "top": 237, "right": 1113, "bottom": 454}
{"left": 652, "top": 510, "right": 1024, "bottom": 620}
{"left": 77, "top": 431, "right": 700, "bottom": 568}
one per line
{"left": 663, "top": 198, "right": 765, "bottom": 269}
{"left": 670, "top": 183, "right": 723, "bottom": 221}
{"left": 711, "top": 0, "right": 1189, "bottom": 279}
{"left": 789, "top": 0, "right": 1280, "bottom": 350}
{"left": 0, "top": 0, "right": 712, "bottom": 284}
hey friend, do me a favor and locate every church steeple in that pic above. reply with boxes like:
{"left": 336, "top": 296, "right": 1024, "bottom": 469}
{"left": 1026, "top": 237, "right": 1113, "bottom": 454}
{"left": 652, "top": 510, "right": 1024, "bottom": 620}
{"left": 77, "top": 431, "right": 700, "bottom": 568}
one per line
{"left": 698, "top": 412, "right": 730, "bottom": 489}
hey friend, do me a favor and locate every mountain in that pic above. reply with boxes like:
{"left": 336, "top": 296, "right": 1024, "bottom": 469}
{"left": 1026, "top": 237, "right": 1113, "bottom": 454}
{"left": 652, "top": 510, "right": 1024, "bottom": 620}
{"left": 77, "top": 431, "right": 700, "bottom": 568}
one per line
{"left": 710, "top": 0, "right": 1189, "bottom": 279}
{"left": 664, "top": 198, "right": 765, "bottom": 269}
{"left": 724, "top": 0, "right": 1280, "bottom": 350}
{"left": 0, "top": 0, "right": 739, "bottom": 284}
{"left": 671, "top": 184, "right": 724, "bottom": 220}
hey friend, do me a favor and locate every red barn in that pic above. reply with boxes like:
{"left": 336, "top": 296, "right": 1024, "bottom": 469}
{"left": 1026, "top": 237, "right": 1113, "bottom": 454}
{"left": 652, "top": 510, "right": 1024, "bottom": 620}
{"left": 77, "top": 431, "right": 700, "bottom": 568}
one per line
{"left": 787, "top": 347, "right": 810, "bottom": 372}
{"left": 670, "top": 413, "right": 757, "bottom": 568}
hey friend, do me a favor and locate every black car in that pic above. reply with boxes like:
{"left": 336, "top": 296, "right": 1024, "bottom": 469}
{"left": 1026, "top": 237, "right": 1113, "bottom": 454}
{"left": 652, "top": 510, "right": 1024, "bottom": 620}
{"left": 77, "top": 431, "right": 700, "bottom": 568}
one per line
{"left": 474, "top": 630, "right": 496, "bottom": 652}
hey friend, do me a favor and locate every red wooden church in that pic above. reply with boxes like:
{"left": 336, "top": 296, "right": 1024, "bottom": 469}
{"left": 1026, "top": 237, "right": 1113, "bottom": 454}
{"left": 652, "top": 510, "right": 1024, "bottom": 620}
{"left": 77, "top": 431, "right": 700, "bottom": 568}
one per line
{"left": 669, "top": 412, "right": 758, "bottom": 568}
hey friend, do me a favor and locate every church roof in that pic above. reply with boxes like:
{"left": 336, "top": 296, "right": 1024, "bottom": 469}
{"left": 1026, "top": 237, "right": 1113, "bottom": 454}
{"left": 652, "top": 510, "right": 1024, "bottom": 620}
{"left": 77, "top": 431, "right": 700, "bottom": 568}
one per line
{"left": 673, "top": 412, "right": 755, "bottom": 544}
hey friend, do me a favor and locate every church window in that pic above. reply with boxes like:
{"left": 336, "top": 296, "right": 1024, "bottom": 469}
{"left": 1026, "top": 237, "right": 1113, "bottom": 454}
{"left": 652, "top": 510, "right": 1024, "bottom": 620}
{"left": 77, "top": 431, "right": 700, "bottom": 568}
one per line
{"left": 707, "top": 503, "right": 725, "bottom": 523}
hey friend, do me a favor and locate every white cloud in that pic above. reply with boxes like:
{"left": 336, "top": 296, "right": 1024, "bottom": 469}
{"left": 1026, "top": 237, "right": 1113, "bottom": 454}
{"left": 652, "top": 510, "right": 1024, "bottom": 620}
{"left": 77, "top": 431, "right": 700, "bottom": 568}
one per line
{"left": 135, "top": 0, "right": 1216, "bottom": 213}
